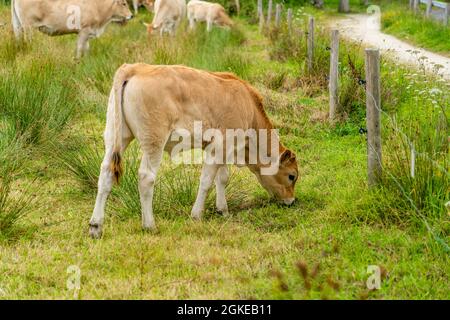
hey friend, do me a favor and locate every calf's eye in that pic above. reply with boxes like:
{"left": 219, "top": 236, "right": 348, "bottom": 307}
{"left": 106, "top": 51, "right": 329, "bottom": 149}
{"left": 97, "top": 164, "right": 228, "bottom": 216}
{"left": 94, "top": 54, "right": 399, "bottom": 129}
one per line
{"left": 288, "top": 174, "right": 296, "bottom": 181}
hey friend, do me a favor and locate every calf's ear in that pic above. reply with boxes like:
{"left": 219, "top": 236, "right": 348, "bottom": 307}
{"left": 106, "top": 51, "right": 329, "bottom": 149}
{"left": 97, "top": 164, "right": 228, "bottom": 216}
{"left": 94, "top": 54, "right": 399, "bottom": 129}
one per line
{"left": 280, "top": 149, "right": 296, "bottom": 166}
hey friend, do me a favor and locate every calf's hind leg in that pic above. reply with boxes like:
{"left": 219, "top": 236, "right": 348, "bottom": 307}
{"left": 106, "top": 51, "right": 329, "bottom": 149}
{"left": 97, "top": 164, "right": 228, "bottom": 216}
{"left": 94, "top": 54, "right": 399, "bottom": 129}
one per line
{"left": 138, "top": 150, "right": 163, "bottom": 231}
{"left": 76, "top": 30, "right": 90, "bottom": 59}
{"left": 89, "top": 137, "right": 133, "bottom": 239}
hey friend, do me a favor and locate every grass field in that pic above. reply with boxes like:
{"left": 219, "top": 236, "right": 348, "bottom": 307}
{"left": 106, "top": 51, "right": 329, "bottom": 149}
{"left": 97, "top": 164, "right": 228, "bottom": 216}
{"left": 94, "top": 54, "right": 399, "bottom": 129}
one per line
{"left": 0, "top": 2, "right": 448, "bottom": 299}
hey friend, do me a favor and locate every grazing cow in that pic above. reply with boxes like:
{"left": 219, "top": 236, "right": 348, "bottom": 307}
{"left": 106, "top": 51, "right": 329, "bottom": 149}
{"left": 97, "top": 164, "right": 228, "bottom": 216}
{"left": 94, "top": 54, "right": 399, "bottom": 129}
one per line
{"left": 11, "top": 0, "right": 133, "bottom": 59}
{"left": 129, "top": 0, "right": 154, "bottom": 14}
{"left": 143, "top": 0, "right": 186, "bottom": 36}
{"left": 89, "top": 64, "right": 299, "bottom": 238}
{"left": 187, "top": 0, "right": 233, "bottom": 32}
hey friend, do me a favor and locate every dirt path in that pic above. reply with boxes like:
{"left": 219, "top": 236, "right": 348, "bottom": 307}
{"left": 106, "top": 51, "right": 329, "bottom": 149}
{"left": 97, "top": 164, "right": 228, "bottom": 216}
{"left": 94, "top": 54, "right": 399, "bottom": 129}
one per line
{"left": 331, "top": 14, "right": 450, "bottom": 80}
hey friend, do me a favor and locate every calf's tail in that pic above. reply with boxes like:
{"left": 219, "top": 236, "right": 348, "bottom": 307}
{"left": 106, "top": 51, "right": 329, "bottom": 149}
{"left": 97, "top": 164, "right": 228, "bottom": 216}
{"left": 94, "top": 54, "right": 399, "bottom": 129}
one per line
{"left": 110, "top": 64, "right": 136, "bottom": 183}
{"left": 11, "top": 0, "right": 23, "bottom": 39}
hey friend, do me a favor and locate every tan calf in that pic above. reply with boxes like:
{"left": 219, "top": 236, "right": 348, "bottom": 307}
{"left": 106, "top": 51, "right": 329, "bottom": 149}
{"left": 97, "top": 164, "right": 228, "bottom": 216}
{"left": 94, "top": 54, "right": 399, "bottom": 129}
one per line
{"left": 12, "top": 0, "right": 133, "bottom": 58}
{"left": 89, "top": 64, "right": 298, "bottom": 238}
{"left": 187, "top": 0, "right": 233, "bottom": 32}
{"left": 143, "top": 0, "right": 186, "bottom": 36}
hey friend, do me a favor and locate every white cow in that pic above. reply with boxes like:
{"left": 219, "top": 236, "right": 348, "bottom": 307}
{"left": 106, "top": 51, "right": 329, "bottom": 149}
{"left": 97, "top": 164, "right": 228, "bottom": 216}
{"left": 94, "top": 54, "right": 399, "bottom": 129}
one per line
{"left": 187, "top": 0, "right": 233, "bottom": 32}
{"left": 12, "top": 0, "right": 133, "bottom": 58}
{"left": 143, "top": 0, "right": 186, "bottom": 36}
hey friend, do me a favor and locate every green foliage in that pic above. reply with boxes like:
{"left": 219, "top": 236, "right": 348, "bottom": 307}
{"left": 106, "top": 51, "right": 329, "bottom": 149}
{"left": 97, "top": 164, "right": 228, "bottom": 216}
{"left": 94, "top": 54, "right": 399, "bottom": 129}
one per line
{"left": 0, "top": 129, "right": 35, "bottom": 240}
{"left": 381, "top": 2, "right": 450, "bottom": 54}
{"left": 0, "top": 59, "right": 76, "bottom": 145}
{"left": 0, "top": 2, "right": 448, "bottom": 298}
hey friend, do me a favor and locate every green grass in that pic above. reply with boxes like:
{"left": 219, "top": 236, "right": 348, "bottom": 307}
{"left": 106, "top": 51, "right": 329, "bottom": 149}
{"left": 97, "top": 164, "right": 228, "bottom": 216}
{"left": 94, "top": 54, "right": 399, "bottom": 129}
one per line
{"left": 381, "top": 1, "right": 450, "bottom": 54}
{"left": 0, "top": 3, "right": 448, "bottom": 299}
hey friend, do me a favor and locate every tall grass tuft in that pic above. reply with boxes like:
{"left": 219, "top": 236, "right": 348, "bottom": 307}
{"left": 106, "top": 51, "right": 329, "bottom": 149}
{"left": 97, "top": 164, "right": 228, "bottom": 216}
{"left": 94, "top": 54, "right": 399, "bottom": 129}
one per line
{"left": 0, "top": 59, "right": 77, "bottom": 145}
{"left": 0, "top": 125, "right": 35, "bottom": 240}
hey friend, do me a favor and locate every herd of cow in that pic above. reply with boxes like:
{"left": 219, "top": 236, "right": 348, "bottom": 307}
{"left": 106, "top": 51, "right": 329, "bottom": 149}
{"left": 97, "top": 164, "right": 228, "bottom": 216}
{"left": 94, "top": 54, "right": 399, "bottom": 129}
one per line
{"left": 11, "top": 0, "right": 233, "bottom": 58}
{"left": 5, "top": 0, "right": 299, "bottom": 238}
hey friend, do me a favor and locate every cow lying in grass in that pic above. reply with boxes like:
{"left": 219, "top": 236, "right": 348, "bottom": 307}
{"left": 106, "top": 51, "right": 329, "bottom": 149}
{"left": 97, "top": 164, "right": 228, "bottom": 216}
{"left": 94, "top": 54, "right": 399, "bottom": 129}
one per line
{"left": 12, "top": 0, "right": 133, "bottom": 59}
{"left": 89, "top": 64, "right": 298, "bottom": 239}
{"left": 187, "top": 0, "right": 233, "bottom": 32}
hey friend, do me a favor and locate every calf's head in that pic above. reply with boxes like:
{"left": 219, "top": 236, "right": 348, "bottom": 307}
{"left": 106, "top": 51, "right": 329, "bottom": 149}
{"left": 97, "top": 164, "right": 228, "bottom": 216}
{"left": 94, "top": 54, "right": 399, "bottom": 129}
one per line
{"left": 216, "top": 9, "right": 234, "bottom": 28}
{"left": 112, "top": 0, "right": 133, "bottom": 23}
{"left": 253, "top": 149, "right": 298, "bottom": 205}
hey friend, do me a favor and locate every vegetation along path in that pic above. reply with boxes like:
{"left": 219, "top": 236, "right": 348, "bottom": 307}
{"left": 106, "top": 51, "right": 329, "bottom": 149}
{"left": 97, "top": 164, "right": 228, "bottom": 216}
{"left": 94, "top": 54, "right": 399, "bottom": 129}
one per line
{"left": 333, "top": 14, "right": 450, "bottom": 79}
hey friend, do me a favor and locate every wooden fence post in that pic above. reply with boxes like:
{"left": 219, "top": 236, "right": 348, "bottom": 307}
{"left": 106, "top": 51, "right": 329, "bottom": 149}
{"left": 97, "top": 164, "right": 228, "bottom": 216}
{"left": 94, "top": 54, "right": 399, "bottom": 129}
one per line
{"left": 426, "top": 0, "right": 432, "bottom": 18}
{"left": 257, "top": 0, "right": 263, "bottom": 18}
{"left": 414, "top": 0, "right": 419, "bottom": 14}
{"left": 235, "top": 0, "right": 240, "bottom": 16}
{"left": 287, "top": 8, "right": 293, "bottom": 33}
{"left": 365, "top": 49, "right": 382, "bottom": 187}
{"left": 257, "top": 0, "right": 264, "bottom": 32}
{"left": 329, "top": 30, "right": 339, "bottom": 121}
{"left": 275, "top": 4, "right": 281, "bottom": 28}
{"left": 409, "top": 0, "right": 414, "bottom": 10}
{"left": 307, "top": 16, "right": 315, "bottom": 73}
{"left": 267, "top": 0, "right": 273, "bottom": 25}
{"left": 338, "top": 0, "right": 350, "bottom": 13}
{"left": 445, "top": 3, "right": 449, "bottom": 26}
{"left": 259, "top": 12, "right": 265, "bottom": 33}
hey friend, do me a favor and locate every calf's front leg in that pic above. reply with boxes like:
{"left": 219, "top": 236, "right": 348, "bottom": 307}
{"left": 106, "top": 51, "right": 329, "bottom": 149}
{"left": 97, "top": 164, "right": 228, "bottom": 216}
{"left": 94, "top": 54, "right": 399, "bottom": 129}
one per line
{"left": 206, "top": 19, "right": 213, "bottom": 32}
{"left": 188, "top": 17, "right": 196, "bottom": 30}
{"left": 191, "top": 164, "right": 220, "bottom": 220}
{"left": 138, "top": 152, "right": 163, "bottom": 231}
{"left": 215, "top": 166, "right": 229, "bottom": 216}
{"left": 76, "top": 30, "right": 89, "bottom": 59}
{"left": 133, "top": 0, "right": 139, "bottom": 14}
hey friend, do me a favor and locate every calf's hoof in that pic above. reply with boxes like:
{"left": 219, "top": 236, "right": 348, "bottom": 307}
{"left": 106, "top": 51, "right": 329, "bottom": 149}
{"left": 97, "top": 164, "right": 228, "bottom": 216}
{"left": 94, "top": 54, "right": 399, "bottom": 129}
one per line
{"left": 142, "top": 224, "right": 157, "bottom": 233}
{"left": 191, "top": 210, "right": 203, "bottom": 221}
{"left": 218, "top": 209, "right": 229, "bottom": 217}
{"left": 89, "top": 223, "right": 103, "bottom": 239}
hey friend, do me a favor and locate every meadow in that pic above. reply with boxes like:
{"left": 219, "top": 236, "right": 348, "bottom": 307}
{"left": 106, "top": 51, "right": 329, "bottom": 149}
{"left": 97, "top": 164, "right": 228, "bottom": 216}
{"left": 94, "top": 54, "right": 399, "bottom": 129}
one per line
{"left": 0, "top": 1, "right": 448, "bottom": 299}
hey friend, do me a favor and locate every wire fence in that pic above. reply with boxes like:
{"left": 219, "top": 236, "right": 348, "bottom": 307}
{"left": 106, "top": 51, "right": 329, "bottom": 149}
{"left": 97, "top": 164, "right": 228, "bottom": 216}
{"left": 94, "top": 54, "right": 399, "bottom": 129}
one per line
{"left": 256, "top": 1, "right": 449, "bottom": 251}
